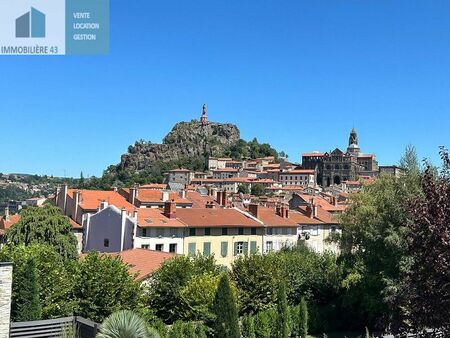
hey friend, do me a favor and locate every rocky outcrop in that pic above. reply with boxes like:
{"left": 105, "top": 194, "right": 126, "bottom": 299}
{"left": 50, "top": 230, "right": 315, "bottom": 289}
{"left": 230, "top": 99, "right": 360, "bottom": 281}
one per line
{"left": 117, "top": 120, "right": 240, "bottom": 172}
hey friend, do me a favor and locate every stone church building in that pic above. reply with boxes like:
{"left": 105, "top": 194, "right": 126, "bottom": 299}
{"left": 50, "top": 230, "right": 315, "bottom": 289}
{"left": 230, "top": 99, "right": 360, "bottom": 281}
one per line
{"left": 302, "top": 129, "right": 379, "bottom": 187}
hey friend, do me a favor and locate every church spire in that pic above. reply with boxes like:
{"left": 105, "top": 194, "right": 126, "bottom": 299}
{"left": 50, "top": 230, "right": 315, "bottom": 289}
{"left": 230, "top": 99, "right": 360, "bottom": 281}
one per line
{"left": 348, "top": 127, "right": 358, "bottom": 146}
{"left": 200, "top": 103, "right": 208, "bottom": 125}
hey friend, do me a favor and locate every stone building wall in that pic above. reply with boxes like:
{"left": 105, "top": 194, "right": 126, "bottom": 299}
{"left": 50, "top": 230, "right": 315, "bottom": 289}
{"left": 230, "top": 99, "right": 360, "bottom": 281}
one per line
{"left": 0, "top": 262, "right": 13, "bottom": 337}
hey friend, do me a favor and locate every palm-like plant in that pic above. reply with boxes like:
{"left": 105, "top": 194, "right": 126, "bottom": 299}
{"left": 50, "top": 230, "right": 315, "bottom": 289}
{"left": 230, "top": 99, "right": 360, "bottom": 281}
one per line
{"left": 97, "top": 310, "right": 160, "bottom": 338}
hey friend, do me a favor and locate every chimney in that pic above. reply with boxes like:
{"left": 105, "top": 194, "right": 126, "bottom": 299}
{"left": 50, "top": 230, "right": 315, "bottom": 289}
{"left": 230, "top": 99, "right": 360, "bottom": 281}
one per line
{"left": 221, "top": 191, "right": 228, "bottom": 208}
{"left": 312, "top": 203, "right": 318, "bottom": 218}
{"left": 216, "top": 190, "right": 222, "bottom": 205}
{"left": 162, "top": 191, "right": 170, "bottom": 202}
{"left": 206, "top": 201, "right": 215, "bottom": 209}
{"left": 4, "top": 207, "right": 10, "bottom": 221}
{"left": 99, "top": 200, "right": 108, "bottom": 210}
{"left": 164, "top": 199, "right": 177, "bottom": 219}
{"left": 275, "top": 204, "right": 281, "bottom": 217}
{"left": 179, "top": 189, "right": 186, "bottom": 199}
{"left": 332, "top": 196, "right": 337, "bottom": 206}
{"left": 249, "top": 203, "right": 260, "bottom": 219}
{"left": 306, "top": 205, "right": 313, "bottom": 219}
{"left": 61, "top": 184, "right": 68, "bottom": 213}
{"left": 72, "top": 191, "right": 80, "bottom": 222}
{"left": 129, "top": 187, "right": 137, "bottom": 205}
{"left": 133, "top": 208, "right": 138, "bottom": 219}
{"left": 280, "top": 203, "right": 289, "bottom": 218}
{"left": 112, "top": 187, "right": 118, "bottom": 192}
{"left": 208, "top": 187, "right": 213, "bottom": 196}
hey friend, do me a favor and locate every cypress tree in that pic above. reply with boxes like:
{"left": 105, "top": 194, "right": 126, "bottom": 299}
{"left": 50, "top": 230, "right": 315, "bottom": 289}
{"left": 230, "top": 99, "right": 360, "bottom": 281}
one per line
{"left": 298, "top": 297, "right": 308, "bottom": 338}
{"left": 14, "top": 257, "right": 42, "bottom": 321}
{"left": 183, "top": 322, "right": 196, "bottom": 338}
{"left": 254, "top": 311, "right": 270, "bottom": 338}
{"left": 275, "top": 283, "right": 290, "bottom": 338}
{"left": 210, "top": 274, "right": 240, "bottom": 338}
{"left": 241, "top": 315, "right": 256, "bottom": 338}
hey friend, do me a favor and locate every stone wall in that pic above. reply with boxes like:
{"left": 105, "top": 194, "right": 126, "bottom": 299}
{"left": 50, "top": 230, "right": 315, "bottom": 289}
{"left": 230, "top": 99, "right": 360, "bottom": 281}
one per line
{"left": 0, "top": 262, "right": 13, "bottom": 338}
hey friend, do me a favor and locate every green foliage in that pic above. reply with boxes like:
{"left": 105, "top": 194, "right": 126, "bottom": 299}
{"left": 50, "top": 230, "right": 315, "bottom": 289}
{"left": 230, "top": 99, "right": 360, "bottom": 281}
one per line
{"left": 298, "top": 297, "right": 309, "bottom": 338}
{"left": 338, "top": 169, "right": 421, "bottom": 329}
{"left": 196, "top": 324, "right": 207, "bottom": 338}
{"left": 12, "top": 256, "right": 42, "bottom": 321}
{"left": 0, "top": 244, "right": 76, "bottom": 319}
{"left": 6, "top": 204, "right": 78, "bottom": 260}
{"left": 241, "top": 315, "right": 256, "bottom": 338}
{"left": 147, "top": 255, "right": 220, "bottom": 323}
{"left": 210, "top": 274, "right": 240, "bottom": 338}
{"left": 237, "top": 183, "right": 250, "bottom": 194}
{"left": 168, "top": 321, "right": 184, "bottom": 338}
{"left": 275, "top": 283, "right": 290, "bottom": 338}
{"left": 97, "top": 310, "right": 154, "bottom": 338}
{"left": 182, "top": 322, "right": 196, "bottom": 338}
{"left": 73, "top": 252, "right": 142, "bottom": 323}
{"left": 254, "top": 311, "right": 271, "bottom": 338}
{"left": 232, "top": 253, "right": 282, "bottom": 314}
{"left": 0, "top": 185, "right": 32, "bottom": 205}
{"left": 250, "top": 183, "right": 265, "bottom": 196}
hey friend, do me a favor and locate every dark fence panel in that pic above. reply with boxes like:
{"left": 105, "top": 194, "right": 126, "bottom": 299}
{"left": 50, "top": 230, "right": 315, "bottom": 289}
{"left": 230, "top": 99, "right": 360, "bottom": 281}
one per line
{"left": 10, "top": 316, "right": 99, "bottom": 338}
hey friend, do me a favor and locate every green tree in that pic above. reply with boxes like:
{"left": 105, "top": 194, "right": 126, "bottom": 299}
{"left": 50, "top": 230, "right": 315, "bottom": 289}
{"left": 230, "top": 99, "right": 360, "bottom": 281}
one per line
{"left": 298, "top": 297, "right": 308, "bottom": 338}
{"left": 275, "top": 283, "right": 290, "bottom": 338}
{"left": 254, "top": 311, "right": 271, "bottom": 338}
{"left": 168, "top": 321, "right": 184, "bottom": 338}
{"left": 210, "top": 274, "right": 240, "bottom": 338}
{"left": 148, "top": 255, "right": 220, "bottom": 323}
{"left": 6, "top": 204, "right": 78, "bottom": 260}
{"left": 250, "top": 183, "right": 265, "bottom": 196}
{"left": 241, "top": 315, "right": 256, "bottom": 338}
{"left": 73, "top": 252, "right": 142, "bottom": 323}
{"left": 237, "top": 183, "right": 250, "bottom": 194}
{"left": 97, "top": 310, "right": 157, "bottom": 338}
{"left": 337, "top": 161, "right": 422, "bottom": 329}
{"left": 183, "top": 322, "right": 196, "bottom": 338}
{"left": 13, "top": 257, "right": 42, "bottom": 321}
{"left": 0, "top": 244, "right": 76, "bottom": 319}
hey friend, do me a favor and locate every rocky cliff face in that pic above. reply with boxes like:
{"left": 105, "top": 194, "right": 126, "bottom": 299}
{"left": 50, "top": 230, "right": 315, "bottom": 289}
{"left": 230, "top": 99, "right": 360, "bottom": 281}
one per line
{"left": 117, "top": 120, "right": 240, "bottom": 172}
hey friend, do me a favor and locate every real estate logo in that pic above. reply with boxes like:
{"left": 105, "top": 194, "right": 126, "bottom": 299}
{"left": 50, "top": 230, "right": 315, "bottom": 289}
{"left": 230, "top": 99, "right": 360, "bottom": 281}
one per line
{"left": 16, "top": 7, "right": 46, "bottom": 38}
{"left": 0, "top": 0, "right": 109, "bottom": 55}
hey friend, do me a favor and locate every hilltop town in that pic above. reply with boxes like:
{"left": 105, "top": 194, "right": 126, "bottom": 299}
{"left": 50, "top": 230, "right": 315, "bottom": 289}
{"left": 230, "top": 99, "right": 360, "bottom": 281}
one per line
{"left": 0, "top": 105, "right": 402, "bottom": 263}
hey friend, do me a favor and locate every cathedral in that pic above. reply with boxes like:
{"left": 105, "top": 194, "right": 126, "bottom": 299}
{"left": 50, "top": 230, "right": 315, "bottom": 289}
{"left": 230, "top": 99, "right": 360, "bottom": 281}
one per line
{"left": 302, "top": 129, "right": 379, "bottom": 187}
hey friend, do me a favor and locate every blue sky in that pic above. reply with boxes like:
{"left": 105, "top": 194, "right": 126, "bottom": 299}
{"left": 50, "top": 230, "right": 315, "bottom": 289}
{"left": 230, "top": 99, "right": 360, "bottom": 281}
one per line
{"left": 1, "top": 1, "right": 449, "bottom": 177}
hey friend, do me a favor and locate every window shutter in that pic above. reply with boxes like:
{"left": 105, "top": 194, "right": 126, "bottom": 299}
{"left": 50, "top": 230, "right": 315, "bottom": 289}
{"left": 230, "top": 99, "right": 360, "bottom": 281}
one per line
{"left": 221, "top": 241, "right": 228, "bottom": 257}
{"left": 188, "top": 243, "right": 196, "bottom": 256}
{"left": 234, "top": 242, "right": 238, "bottom": 256}
{"left": 250, "top": 241, "right": 257, "bottom": 254}
{"left": 243, "top": 241, "right": 249, "bottom": 255}
{"left": 203, "top": 242, "right": 211, "bottom": 256}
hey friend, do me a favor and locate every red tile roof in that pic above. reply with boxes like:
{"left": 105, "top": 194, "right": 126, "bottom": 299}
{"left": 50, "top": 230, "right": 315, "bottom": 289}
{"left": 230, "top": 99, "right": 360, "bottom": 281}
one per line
{"left": 288, "top": 210, "right": 323, "bottom": 225}
{"left": 175, "top": 208, "right": 260, "bottom": 227}
{"left": 302, "top": 153, "right": 325, "bottom": 157}
{"left": 185, "top": 191, "right": 219, "bottom": 208}
{"left": 0, "top": 214, "right": 21, "bottom": 230}
{"left": 255, "top": 207, "right": 298, "bottom": 227}
{"left": 135, "top": 190, "right": 191, "bottom": 204}
{"left": 137, "top": 208, "right": 187, "bottom": 228}
{"left": 67, "top": 189, "right": 134, "bottom": 212}
{"left": 114, "top": 249, "right": 175, "bottom": 281}
{"left": 298, "top": 205, "right": 339, "bottom": 224}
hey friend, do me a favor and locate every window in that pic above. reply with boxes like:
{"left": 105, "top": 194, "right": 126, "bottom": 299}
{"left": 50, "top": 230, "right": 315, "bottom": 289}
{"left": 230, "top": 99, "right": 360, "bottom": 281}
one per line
{"left": 103, "top": 238, "right": 109, "bottom": 247}
{"left": 142, "top": 228, "right": 147, "bottom": 237}
{"left": 188, "top": 243, "right": 196, "bottom": 256}
{"left": 238, "top": 227, "right": 244, "bottom": 235}
{"left": 221, "top": 241, "right": 228, "bottom": 257}
{"left": 141, "top": 244, "right": 149, "bottom": 249}
{"left": 222, "top": 227, "right": 228, "bottom": 235}
{"left": 155, "top": 244, "right": 163, "bottom": 251}
{"left": 203, "top": 242, "right": 211, "bottom": 256}
{"left": 311, "top": 226, "right": 319, "bottom": 236}
{"left": 189, "top": 228, "right": 196, "bottom": 236}
{"left": 204, "top": 227, "right": 211, "bottom": 236}
{"left": 251, "top": 227, "right": 257, "bottom": 235}
{"left": 266, "top": 241, "right": 273, "bottom": 252}
{"left": 169, "top": 243, "right": 177, "bottom": 253}
{"left": 267, "top": 228, "right": 273, "bottom": 235}
{"left": 234, "top": 241, "right": 244, "bottom": 255}
{"left": 250, "top": 241, "right": 258, "bottom": 254}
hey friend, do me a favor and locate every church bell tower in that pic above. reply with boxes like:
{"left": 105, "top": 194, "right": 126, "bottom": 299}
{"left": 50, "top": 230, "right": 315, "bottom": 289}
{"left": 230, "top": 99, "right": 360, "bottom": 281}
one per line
{"left": 200, "top": 103, "right": 208, "bottom": 125}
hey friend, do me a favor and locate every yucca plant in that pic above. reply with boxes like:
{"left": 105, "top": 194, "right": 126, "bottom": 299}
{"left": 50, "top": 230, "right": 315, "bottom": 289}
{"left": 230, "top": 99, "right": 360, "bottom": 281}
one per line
{"left": 97, "top": 310, "right": 160, "bottom": 338}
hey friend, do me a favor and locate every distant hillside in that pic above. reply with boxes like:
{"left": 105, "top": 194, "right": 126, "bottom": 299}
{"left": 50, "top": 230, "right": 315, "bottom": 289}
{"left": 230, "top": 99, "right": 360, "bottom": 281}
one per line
{"left": 93, "top": 118, "right": 280, "bottom": 187}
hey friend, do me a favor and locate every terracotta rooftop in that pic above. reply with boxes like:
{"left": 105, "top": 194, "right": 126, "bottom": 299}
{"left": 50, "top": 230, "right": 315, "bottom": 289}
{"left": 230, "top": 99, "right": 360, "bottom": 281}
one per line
{"left": 0, "top": 214, "right": 21, "bottom": 230}
{"left": 254, "top": 207, "right": 298, "bottom": 227}
{"left": 185, "top": 191, "right": 219, "bottom": 208}
{"left": 175, "top": 208, "right": 261, "bottom": 228}
{"left": 302, "top": 152, "right": 325, "bottom": 157}
{"left": 67, "top": 189, "right": 134, "bottom": 212}
{"left": 289, "top": 210, "right": 323, "bottom": 225}
{"left": 137, "top": 208, "right": 186, "bottom": 228}
{"left": 298, "top": 205, "right": 339, "bottom": 224}
{"left": 280, "top": 170, "right": 315, "bottom": 174}
{"left": 113, "top": 249, "right": 175, "bottom": 281}
{"left": 136, "top": 190, "right": 191, "bottom": 204}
